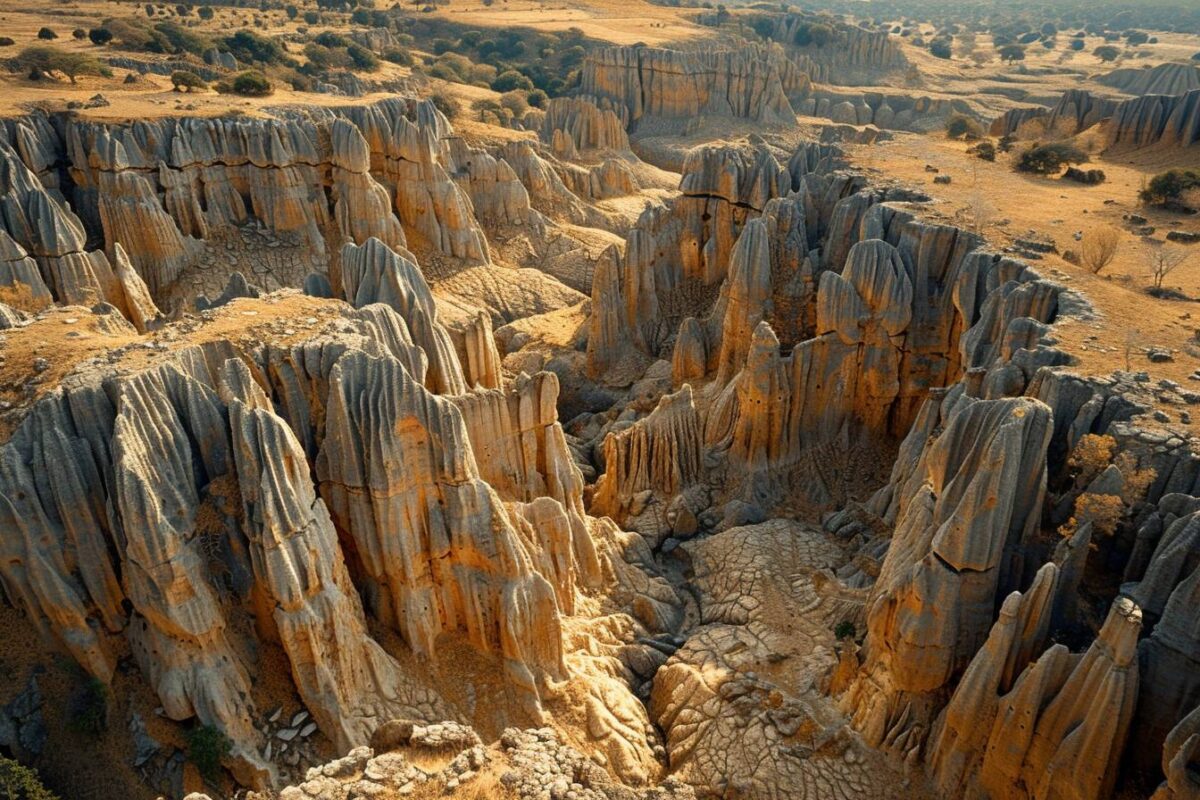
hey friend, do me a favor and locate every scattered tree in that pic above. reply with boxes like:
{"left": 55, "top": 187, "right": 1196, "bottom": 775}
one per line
{"left": 0, "top": 37, "right": 15, "bottom": 47}
{"left": 1069, "top": 38, "right": 1085, "bottom": 51}
{"left": 429, "top": 89, "right": 460, "bottom": 119}
{"left": 285, "top": 4, "right": 297, "bottom": 18}
{"left": 930, "top": 38, "right": 952, "bottom": 59}
{"left": 1016, "top": 142, "right": 1088, "bottom": 175}
{"left": 88, "top": 28, "right": 113, "bottom": 46}
{"left": 0, "top": 757, "right": 60, "bottom": 800}
{"left": 1094, "top": 45, "right": 1121, "bottom": 62}
{"left": 946, "top": 113, "right": 982, "bottom": 139}
{"left": 37, "top": 27, "right": 58, "bottom": 40}
{"left": 1146, "top": 244, "right": 1190, "bottom": 291}
{"left": 19, "top": 46, "right": 107, "bottom": 83}
{"left": 1140, "top": 169, "right": 1200, "bottom": 210}
{"left": 198, "top": 5, "right": 214, "bottom": 19}
{"left": 1079, "top": 226, "right": 1121, "bottom": 274}
{"left": 72, "top": 28, "right": 88, "bottom": 40}
{"left": 220, "top": 69, "right": 273, "bottom": 95}
{"left": 186, "top": 725, "right": 231, "bottom": 783}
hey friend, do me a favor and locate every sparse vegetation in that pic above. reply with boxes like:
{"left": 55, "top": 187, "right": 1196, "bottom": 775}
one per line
{"left": 834, "top": 621, "right": 856, "bottom": 640}
{"left": 37, "top": 27, "right": 58, "bottom": 41}
{"left": 1093, "top": 44, "right": 1121, "bottom": 62}
{"left": 1145, "top": 244, "right": 1190, "bottom": 291}
{"left": 945, "top": 114, "right": 983, "bottom": 140}
{"left": 67, "top": 675, "right": 108, "bottom": 736}
{"left": 429, "top": 89, "right": 460, "bottom": 120}
{"left": 88, "top": 28, "right": 113, "bottom": 46}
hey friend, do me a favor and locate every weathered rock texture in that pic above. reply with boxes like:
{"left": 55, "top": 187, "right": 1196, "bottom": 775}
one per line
{"left": 1108, "top": 89, "right": 1200, "bottom": 149}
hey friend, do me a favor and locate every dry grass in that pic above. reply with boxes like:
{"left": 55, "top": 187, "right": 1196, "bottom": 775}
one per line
{"left": 404, "top": 764, "right": 516, "bottom": 800}
{"left": 1079, "top": 226, "right": 1121, "bottom": 275}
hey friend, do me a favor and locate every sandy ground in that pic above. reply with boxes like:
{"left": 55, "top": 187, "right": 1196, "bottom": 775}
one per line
{"left": 424, "top": 0, "right": 707, "bottom": 46}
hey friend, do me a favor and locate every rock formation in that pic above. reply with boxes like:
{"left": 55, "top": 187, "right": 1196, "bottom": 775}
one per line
{"left": 1108, "top": 89, "right": 1200, "bottom": 149}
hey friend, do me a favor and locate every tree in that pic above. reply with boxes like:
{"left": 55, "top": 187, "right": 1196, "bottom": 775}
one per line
{"left": 1079, "top": 227, "right": 1121, "bottom": 274}
{"left": 1140, "top": 169, "right": 1200, "bottom": 208}
{"left": 72, "top": 28, "right": 88, "bottom": 40}
{"left": 429, "top": 89, "right": 460, "bottom": 120}
{"left": 19, "top": 46, "right": 107, "bottom": 83}
{"left": 285, "top": 4, "right": 297, "bottom": 18}
{"left": 346, "top": 43, "right": 379, "bottom": 71}
{"left": 37, "top": 27, "right": 58, "bottom": 40}
{"left": 998, "top": 44, "right": 1025, "bottom": 63}
{"left": 1094, "top": 45, "right": 1121, "bottom": 62}
{"left": 88, "top": 28, "right": 113, "bottom": 46}
{"left": 1145, "top": 245, "right": 1190, "bottom": 290}
{"left": 930, "top": 38, "right": 952, "bottom": 59}
{"left": 491, "top": 69, "right": 533, "bottom": 92}
{"left": 1016, "top": 142, "right": 1088, "bottom": 175}
{"left": 186, "top": 725, "right": 231, "bottom": 783}
{"left": 198, "top": 5, "right": 214, "bottom": 19}
{"left": 0, "top": 38, "right": 15, "bottom": 47}
{"left": 499, "top": 89, "right": 528, "bottom": 118}
{"left": 171, "top": 69, "right": 207, "bottom": 91}
{"left": 1069, "top": 38, "right": 1085, "bottom": 51}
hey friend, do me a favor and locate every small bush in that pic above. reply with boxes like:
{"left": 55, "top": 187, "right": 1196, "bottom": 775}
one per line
{"left": 88, "top": 28, "right": 113, "bottom": 46}
{"left": 382, "top": 46, "right": 412, "bottom": 66}
{"left": 19, "top": 46, "right": 107, "bottom": 83}
{"left": 0, "top": 37, "right": 15, "bottom": 47}
{"left": 1094, "top": 45, "right": 1121, "bottom": 62}
{"left": 946, "top": 114, "right": 982, "bottom": 139}
{"left": 930, "top": 38, "right": 952, "bottom": 59}
{"left": 171, "top": 69, "right": 207, "bottom": 91}
{"left": 73, "top": 28, "right": 88, "bottom": 40}
{"left": 1016, "top": 142, "right": 1088, "bottom": 175}
{"left": 526, "top": 87, "right": 548, "bottom": 108}
{"left": 230, "top": 69, "right": 273, "bottom": 95}
{"left": 970, "top": 140, "right": 996, "bottom": 161}
{"left": 186, "top": 724, "right": 231, "bottom": 783}
{"left": 998, "top": 44, "right": 1025, "bottom": 62}
{"left": 37, "top": 27, "right": 58, "bottom": 40}
{"left": 346, "top": 43, "right": 379, "bottom": 71}
{"left": 834, "top": 621, "right": 856, "bottom": 640}
{"left": 67, "top": 676, "right": 108, "bottom": 736}
{"left": 491, "top": 68, "right": 533, "bottom": 92}
{"left": 430, "top": 89, "right": 460, "bottom": 120}
{"left": 198, "top": 5, "right": 214, "bottom": 19}
{"left": 285, "top": 4, "right": 297, "bottom": 18}
{"left": 303, "top": 10, "right": 319, "bottom": 24}
{"left": 0, "top": 757, "right": 60, "bottom": 800}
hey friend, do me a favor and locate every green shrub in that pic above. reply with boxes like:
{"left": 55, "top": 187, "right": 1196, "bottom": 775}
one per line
{"left": 186, "top": 724, "right": 231, "bottom": 783}
{"left": 834, "top": 621, "right": 856, "bottom": 640}
{"left": 171, "top": 69, "right": 207, "bottom": 91}
{"left": 382, "top": 46, "right": 412, "bottom": 66}
{"left": 0, "top": 757, "right": 60, "bottom": 800}
{"left": 491, "top": 68, "right": 532, "bottom": 92}
{"left": 198, "top": 5, "right": 214, "bottom": 19}
{"left": 346, "top": 43, "right": 378, "bottom": 71}
{"left": 67, "top": 676, "right": 108, "bottom": 736}
{"left": 230, "top": 69, "right": 273, "bottom": 95}
{"left": 1094, "top": 45, "right": 1120, "bottom": 62}
{"left": 154, "top": 21, "right": 210, "bottom": 55}
{"left": 222, "top": 30, "right": 284, "bottom": 64}
{"left": 303, "top": 10, "right": 319, "bottom": 24}
{"left": 971, "top": 140, "right": 997, "bottom": 161}
{"left": 1140, "top": 169, "right": 1200, "bottom": 208}
{"left": 998, "top": 44, "right": 1025, "bottom": 62}
{"left": 526, "top": 87, "right": 548, "bottom": 108}
{"left": 285, "top": 4, "right": 297, "bottom": 18}
{"left": 930, "top": 38, "right": 952, "bottom": 59}
{"left": 1016, "top": 142, "right": 1089, "bottom": 175}
{"left": 73, "top": 28, "right": 88, "bottom": 40}
{"left": 88, "top": 28, "right": 113, "bottom": 45}
{"left": 37, "top": 27, "right": 58, "bottom": 40}
{"left": 0, "top": 37, "right": 15, "bottom": 47}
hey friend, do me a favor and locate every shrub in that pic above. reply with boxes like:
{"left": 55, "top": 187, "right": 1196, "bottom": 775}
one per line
{"left": 1140, "top": 169, "right": 1200, "bottom": 209}
{"left": 491, "top": 68, "right": 532, "bottom": 92}
{"left": 37, "top": 27, "right": 58, "bottom": 40}
{"left": 429, "top": 89, "right": 460, "bottom": 119}
{"left": 526, "top": 87, "right": 548, "bottom": 108}
{"left": 73, "top": 28, "right": 88, "bottom": 40}
{"left": 88, "top": 28, "right": 113, "bottom": 46}
{"left": 285, "top": 4, "right": 297, "bottom": 18}
{"left": 303, "top": 10, "right": 319, "bottom": 24}
{"left": 1079, "top": 226, "right": 1121, "bottom": 274}
{"left": 154, "top": 22, "right": 210, "bottom": 55}
{"left": 946, "top": 114, "right": 982, "bottom": 139}
{"left": 0, "top": 37, "right": 14, "bottom": 47}
{"left": 222, "top": 30, "right": 284, "bottom": 64}
{"left": 1073, "top": 492, "right": 1124, "bottom": 537}
{"left": 1016, "top": 142, "right": 1088, "bottom": 175}
{"left": 19, "top": 46, "right": 107, "bottom": 83}
{"left": 1068, "top": 434, "right": 1115, "bottom": 485}
{"left": 186, "top": 725, "right": 231, "bottom": 783}
{"left": 230, "top": 69, "right": 273, "bottom": 95}
{"left": 930, "top": 38, "right": 952, "bottom": 59}
{"left": 499, "top": 89, "right": 528, "bottom": 118}
{"left": 998, "top": 44, "right": 1025, "bottom": 62}
{"left": 382, "top": 46, "right": 412, "bottom": 66}
{"left": 834, "top": 621, "right": 856, "bottom": 640}
{"left": 970, "top": 140, "right": 996, "bottom": 161}
{"left": 198, "top": 5, "right": 214, "bottom": 19}
{"left": 346, "top": 43, "right": 379, "bottom": 71}
{"left": 1069, "top": 38, "right": 1085, "bottom": 51}
{"left": 171, "top": 69, "right": 207, "bottom": 91}
{"left": 1094, "top": 45, "right": 1120, "bottom": 62}
{"left": 0, "top": 757, "right": 60, "bottom": 800}
{"left": 67, "top": 676, "right": 108, "bottom": 736}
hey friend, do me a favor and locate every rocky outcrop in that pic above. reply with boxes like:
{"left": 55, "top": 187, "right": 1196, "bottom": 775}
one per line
{"left": 1108, "top": 90, "right": 1200, "bottom": 149}
{"left": 1098, "top": 62, "right": 1200, "bottom": 97}
{"left": 539, "top": 97, "right": 631, "bottom": 156}
{"left": 581, "top": 46, "right": 797, "bottom": 126}
{"left": 844, "top": 394, "right": 1053, "bottom": 756}
{"left": 758, "top": 14, "right": 907, "bottom": 84}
